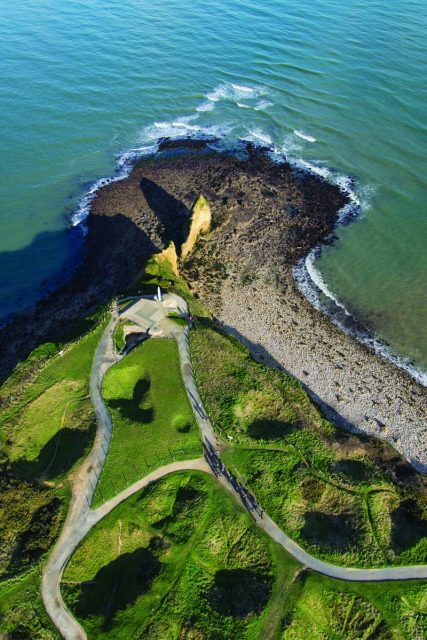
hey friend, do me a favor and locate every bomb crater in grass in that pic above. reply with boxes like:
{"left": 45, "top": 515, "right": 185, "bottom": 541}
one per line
{"left": 247, "top": 418, "right": 299, "bottom": 441}
{"left": 207, "top": 568, "right": 273, "bottom": 618}
{"left": 302, "top": 511, "right": 362, "bottom": 551}
{"left": 70, "top": 547, "right": 161, "bottom": 631}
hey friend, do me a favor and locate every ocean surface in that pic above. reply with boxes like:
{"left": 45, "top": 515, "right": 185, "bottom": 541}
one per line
{"left": 0, "top": 0, "right": 426, "bottom": 382}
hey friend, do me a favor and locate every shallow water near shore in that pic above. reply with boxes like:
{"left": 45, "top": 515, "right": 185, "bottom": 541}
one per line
{"left": 0, "top": 0, "right": 426, "bottom": 379}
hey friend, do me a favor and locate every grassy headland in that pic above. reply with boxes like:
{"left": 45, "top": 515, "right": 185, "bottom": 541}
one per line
{"left": 0, "top": 207, "right": 426, "bottom": 639}
{"left": 63, "top": 471, "right": 427, "bottom": 640}
{"left": 93, "top": 338, "right": 200, "bottom": 506}
{"left": 64, "top": 471, "right": 285, "bottom": 640}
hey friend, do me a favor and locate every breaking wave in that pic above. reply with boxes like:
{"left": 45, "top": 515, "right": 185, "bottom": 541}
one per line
{"left": 293, "top": 129, "right": 316, "bottom": 142}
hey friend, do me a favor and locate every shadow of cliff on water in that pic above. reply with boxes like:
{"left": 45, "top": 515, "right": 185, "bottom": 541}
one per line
{"left": 0, "top": 226, "right": 83, "bottom": 328}
{"left": 0, "top": 197, "right": 184, "bottom": 381}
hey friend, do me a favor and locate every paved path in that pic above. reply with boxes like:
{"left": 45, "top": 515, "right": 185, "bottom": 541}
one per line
{"left": 41, "top": 295, "right": 213, "bottom": 640}
{"left": 42, "top": 307, "right": 121, "bottom": 640}
{"left": 90, "top": 458, "right": 211, "bottom": 526}
{"left": 42, "top": 296, "right": 427, "bottom": 639}
{"left": 214, "top": 473, "right": 427, "bottom": 582}
{"left": 176, "top": 328, "right": 217, "bottom": 445}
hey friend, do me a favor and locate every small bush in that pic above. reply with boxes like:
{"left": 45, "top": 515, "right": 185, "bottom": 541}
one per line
{"left": 173, "top": 415, "right": 192, "bottom": 433}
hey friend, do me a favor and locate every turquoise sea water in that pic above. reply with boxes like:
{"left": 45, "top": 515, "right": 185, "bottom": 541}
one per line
{"left": 0, "top": 0, "right": 426, "bottom": 381}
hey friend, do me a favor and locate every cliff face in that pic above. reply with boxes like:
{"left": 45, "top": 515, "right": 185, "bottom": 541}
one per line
{"left": 181, "top": 195, "right": 211, "bottom": 261}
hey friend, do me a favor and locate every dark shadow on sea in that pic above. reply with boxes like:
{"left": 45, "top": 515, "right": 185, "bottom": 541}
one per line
{"left": 0, "top": 226, "right": 84, "bottom": 328}
{"left": 0, "top": 170, "right": 197, "bottom": 383}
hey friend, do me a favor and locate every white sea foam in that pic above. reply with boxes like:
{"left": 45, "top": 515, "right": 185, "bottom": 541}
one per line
{"left": 294, "top": 129, "right": 316, "bottom": 142}
{"left": 244, "top": 128, "right": 273, "bottom": 146}
{"left": 268, "top": 135, "right": 330, "bottom": 178}
{"left": 116, "top": 144, "right": 158, "bottom": 171}
{"left": 254, "top": 99, "right": 273, "bottom": 111}
{"left": 297, "top": 159, "right": 331, "bottom": 179}
{"left": 176, "top": 114, "right": 200, "bottom": 123}
{"left": 71, "top": 144, "right": 159, "bottom": 229}
{"left": 141, "top": 119, "right": 231, "bottom": 141}
{"left": 304, "top": 249, "right": 350, "bottom": 315}
{"left": 291, "top": 169, "right": 425, "bottom": 386}
{"left": 72, "top": 176, "right": 122, "bottom": 229}
{"left": 236, "top": 102, "right": 251, "bottom": 109}
{"left": 206, "top": 82, "right": 268, "bottom": 104}
{"left": 195, "top": 100, "right": 215, "bottom": 112}
{"left": 231, "top": 83, "right": 260, "bottom": 95}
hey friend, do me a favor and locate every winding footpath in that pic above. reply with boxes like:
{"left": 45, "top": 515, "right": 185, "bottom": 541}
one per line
{"left": 42, "top": 307, "right": 121, "bottom": 640}
{"left": 42, "top": 296, "right": 427, "bottom": 640}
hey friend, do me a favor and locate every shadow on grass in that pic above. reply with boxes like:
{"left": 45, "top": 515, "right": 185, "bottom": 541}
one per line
{"left": 332, "top": 459, "right": 372, "bottom": 483}
{"left": 69, "top": 547, "right": 161, "bottom": 631}
{"left": 247, "top": 418, "right": 298, "bottom": 441}
{"left": 206, "top": 568, "right": 272, "bottom": 618}
{"left": 12, "top": 423, "right": 96, "bottom": 482}
{"left": 107, "top": 378, "right": 154, "bottom": 423}
{"left": 391, "top": 499, "right": 426, "bottom": 554}
{"left": 7, "top": 497, "right": 62, "bottom": 575}
{"left": 302, "top": 511, "right": 361, "bottom": 551}
{"left": 151, "top": 484, "right": 208, "bottom": 544}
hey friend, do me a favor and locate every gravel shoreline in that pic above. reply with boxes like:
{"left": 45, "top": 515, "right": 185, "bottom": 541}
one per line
{"left": 215, "top": 270, "right": 427, "bottom": 473}
{"left": 176, "top": 147, "right": 427, "bottom": 473}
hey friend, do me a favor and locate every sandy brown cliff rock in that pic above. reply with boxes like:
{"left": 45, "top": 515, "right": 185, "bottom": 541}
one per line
{"left": 181, "top": 195, "right": 211, "bottom": 261}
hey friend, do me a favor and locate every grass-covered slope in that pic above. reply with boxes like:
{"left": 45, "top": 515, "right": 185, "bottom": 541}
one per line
{"left": 63, "top": 471, "right": 426, "bottom": 640}
{"left": 93, "top": 338, "right": 200, "bottom": 506}
{"left": 189, "top": 320, "right": 427, "bottom": 569}
{"left": 64, "top": 471, "right": 287, "bottom": 640}
{"left": 280, "top": 574, "right": 427, "bottom": 640}
{"left": 0, "top": 308, "right": 107, "bottom": 580}
{"left": 0, "top": 567, "right": 59, "bottom": 639}
{"left": 0, "top": 308, "right": 107, "bottom": 637}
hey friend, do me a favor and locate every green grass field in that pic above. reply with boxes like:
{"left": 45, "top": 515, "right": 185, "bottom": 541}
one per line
{"left": 0, "top": 568, "right": 59, "bottom": 639}
{"left": 1, "top": 319, "right": 105, "bottom": 479}
{"left": 280, "top": 573, "right": 427, "bottom": 640}
{"left": 63, "top": 471, "right": 426, "bottom": 640}
{"left": 63, "top": 471, "right": 296, "bottom": 640}
{"left": 113, "top": 322, "right": 126, "bottom": 352}
{"left": 189, "top": 320, "right": 427, "bottom": 569}
{"left": 93, "top": 339, "right": 201, "bottom": 506}
{"left": 0, "top": 310, "right": 107, "bottom": 578}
